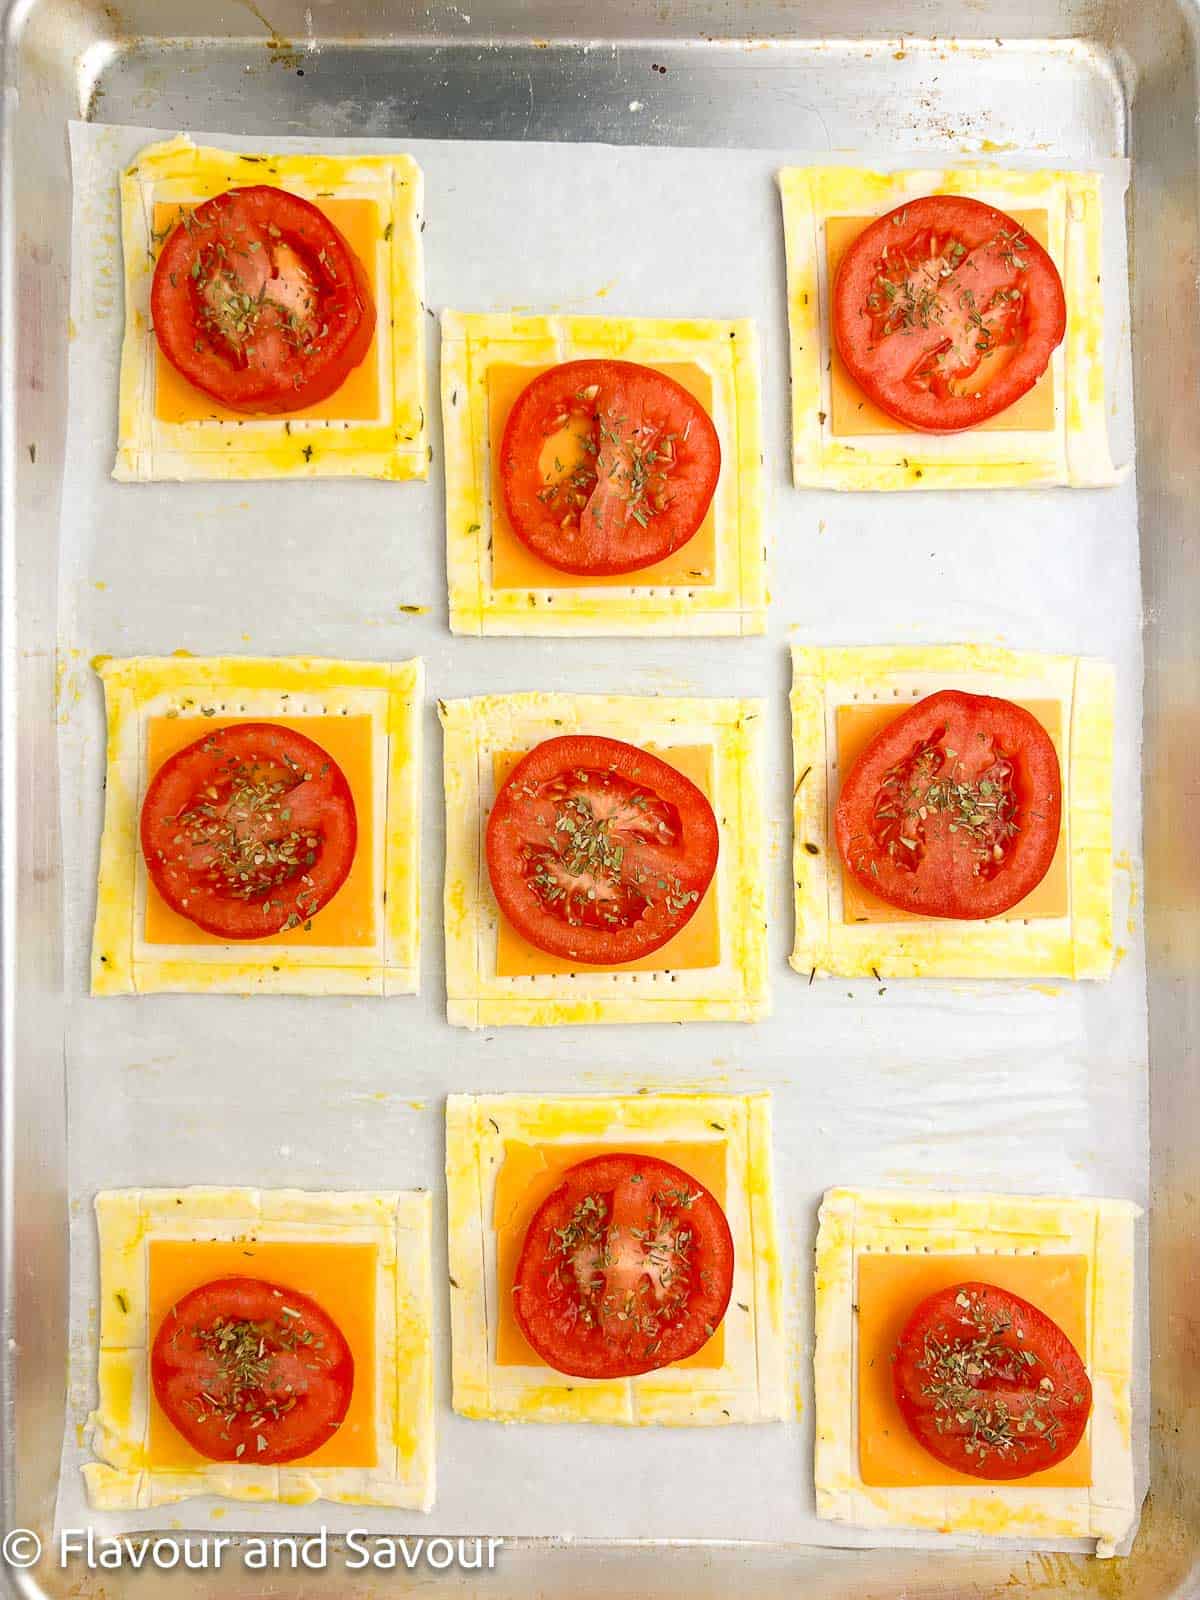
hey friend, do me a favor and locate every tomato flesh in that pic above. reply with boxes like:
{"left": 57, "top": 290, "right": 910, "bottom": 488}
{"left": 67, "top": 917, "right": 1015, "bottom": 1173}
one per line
{"left": 485, "top": 734, "right": 719, "bottom": 965}
{"left": 833, "top": 195, "right": 1066, "bottom": 432}
{"left": 893, "top": 1281, "right": 1092, "bottom": 1480}
{"left": 513, "top": 1153, "right": 734, "bottom": 1378}
{"left": 151, "top": 1276, "right": 354, "bottom": 1464}
{"left": 499, "top": 359, "right": 721, "bottom": 575}
{"left": 151, "top": 186, "right": 375, "bottom": 415}
{"left": 140, "top": 722, "right": 357, "bottom": 940}
{"left": 834, "top": 691, "right": 1061, "bottom": 921}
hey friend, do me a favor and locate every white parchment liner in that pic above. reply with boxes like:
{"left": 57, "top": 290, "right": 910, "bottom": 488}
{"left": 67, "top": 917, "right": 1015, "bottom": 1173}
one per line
{"left": 53, "top": 120, "right": 1145, "bottom": 1553}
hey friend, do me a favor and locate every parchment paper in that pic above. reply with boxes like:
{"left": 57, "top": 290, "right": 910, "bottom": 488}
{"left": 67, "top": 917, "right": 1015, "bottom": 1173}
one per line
{"left": 53, "top": 119, "right": 1146, "bottom": 1552}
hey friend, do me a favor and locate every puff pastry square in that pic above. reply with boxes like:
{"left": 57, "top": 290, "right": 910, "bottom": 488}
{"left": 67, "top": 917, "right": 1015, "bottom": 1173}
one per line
{"left": 445, "top": 1092, "right": 788, "bottom": 1425}
{"left": 790, "top": 644, "right": 1114, "bottom": 980}
{"left": 440, "top": 311, "right": 767, "bottom": 635}
{"left": 91, "top": 654, "right": 423, "bottom": 996}
{"left": 778, "top": 165, "right": 1122, "bottom": 490}
{"left": 115, "top": 136, "right": 427, "bottom": 482}
{"left": 84, "top": 1186, "right": 435, "bottom": 1511}
{"left": 813, "top": 1186, "right": 1140, "bottom": 1555}
{"left": 439, "top": 692, "right": 769, "bottom": 1026}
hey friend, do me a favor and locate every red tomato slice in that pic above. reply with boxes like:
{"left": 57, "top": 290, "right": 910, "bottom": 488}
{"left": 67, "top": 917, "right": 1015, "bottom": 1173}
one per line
{"left": 151, "top": 1276, "right": 354, "bottom": 1465}
{"left": 833, "top": 195, "right": 1066, "bottom": 432}
{"left": 834, "top": 691, "right": 1061, "bottom": 921}
{"left": 513, "top": 1153, "right": 734, "bottom": 1378}
{"left": 150, "top": 186, "right": 375, "bottom": 415}
{"left": 140, "top": 722, "right": 357, "bottom": 940}
{"left": 485, "top": 734, "right": 719, "bottom": 965}
{"left": 499, "top": 359, "right": 721, "bottom": 575}
{"left": 893, "top": 1281, "right": 1092, "bottom": 1480}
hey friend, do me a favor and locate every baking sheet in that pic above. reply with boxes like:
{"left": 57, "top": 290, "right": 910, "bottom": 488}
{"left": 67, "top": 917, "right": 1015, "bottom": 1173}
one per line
{"left": 53, "top": 118, "right": 1147, "bottom": 1551}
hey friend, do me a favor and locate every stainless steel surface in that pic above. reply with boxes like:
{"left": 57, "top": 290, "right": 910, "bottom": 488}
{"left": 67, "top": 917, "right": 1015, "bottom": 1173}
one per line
{"left": 1, "top": 1, "right": 1196, "bottom": 1596}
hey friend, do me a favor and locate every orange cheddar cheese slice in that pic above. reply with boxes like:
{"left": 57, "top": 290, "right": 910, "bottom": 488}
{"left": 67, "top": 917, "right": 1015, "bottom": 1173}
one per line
{"left": 825, "top": 209, "right": 1055, "bottom": 437}
{"left": 494, "top": 1139, "right": 728, "bottom": 1371}
{"left": 836, "top": 698, "right": 1068, "bottom": 924}
{"left": 857, "top": 1251, "right": 1090, "bottom": 1487}
{"left": 492, "top": 744, "right": 721, "bottom": 976}
{"left": 147, "top": 1237, "right": 378, "bottom": 1469}
{"left": 487, "top": 361, "right": 718, "bottom": 590}
{"left": 152, "top": 197, "right": 381, "bottom": 424}
{"left": 143, "top": 714, "right": 375, "bottom": 948}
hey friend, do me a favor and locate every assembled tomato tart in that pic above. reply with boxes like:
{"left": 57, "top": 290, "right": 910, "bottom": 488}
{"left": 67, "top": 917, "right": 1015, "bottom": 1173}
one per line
{"left": 444, "top": 1092, "right": 787, "bottom": 1424}
{"left": 812, "top": 1187, "right": 1140, "bottom": 1555}
{"left": 151, "top": 1276, "right": 355, "bottom": 1464}
{"left": 832, "top": 194, "right": 1067, "bottom": 434}
{"left": 92, "top": 654, "right": 422, "bottom": 997}
{"left": 780, "top": 166, "right": 1121, "bottom": 489}
{"left": 835, "top": 690, "right": 1062, "bottom": 921}
{"left": 512, "top": 1152, "right": 735, "bottom": 1379}
{"left": 791, "top": 644, "right": 1114, "bottom": 981}
{"left": 441, "top": 692, "right": 768, "bottom": 1027}
{"left": 139, "top": 721, "right": 358, "bottom": 940}
{"left": 85, "top": 1185, "right": 436, "bottom": 1510}
{"left": 498, "top": 359, "right": 721, "bottom": 576}
{"left": 485, "top": 733, "right": 720, "bottom": 965}
{"left": 441, "top": 311, "right": 766, "bottom": 634}
{"left": 115, "top": 137, "right": 427, "bottom": 481}
{"left": 151, "top": 185, "right": 376, "bottom": 416}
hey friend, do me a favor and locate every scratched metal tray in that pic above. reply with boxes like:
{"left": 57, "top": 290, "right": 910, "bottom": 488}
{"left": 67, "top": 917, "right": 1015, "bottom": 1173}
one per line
{"left": 2, "top": 1, "right": 1198, "bottom": 1596}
